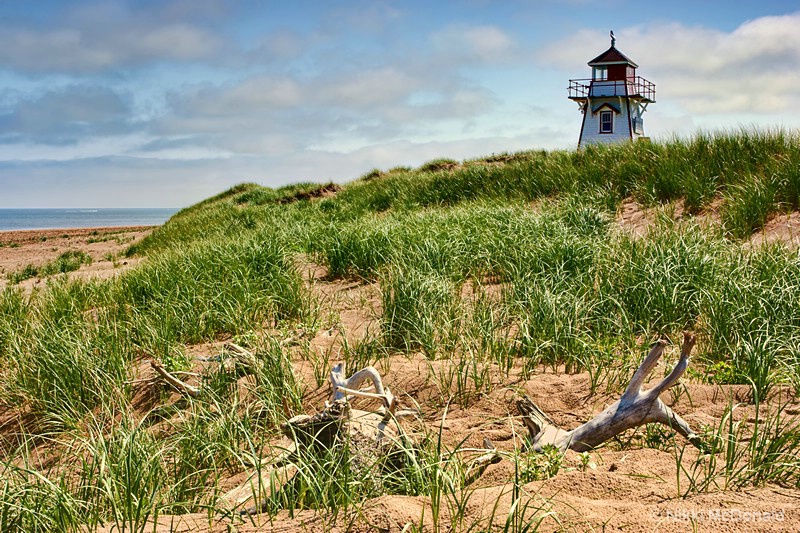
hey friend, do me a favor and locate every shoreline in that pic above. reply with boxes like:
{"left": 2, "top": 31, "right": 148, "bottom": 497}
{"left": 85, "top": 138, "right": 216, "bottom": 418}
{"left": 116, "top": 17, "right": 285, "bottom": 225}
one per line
{"left": 0, "top": 225, "right": 157, "bottom": 245}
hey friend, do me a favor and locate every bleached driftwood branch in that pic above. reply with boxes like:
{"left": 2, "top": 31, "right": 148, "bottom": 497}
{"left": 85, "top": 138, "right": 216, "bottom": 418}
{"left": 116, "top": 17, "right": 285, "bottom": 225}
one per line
{"left": 463, "top": 438, "right": 502, "bottom": 487}
{"left": 151, "top": 344, "right": 260, "bottom": 397}
{"left": 328, "top": 363, "right": 396, "bottom": 417}
{"left": 223, "top": 342, "right": 259, "bottom": 368}
{"left": 150, "top": 359, "right": 201, "bottom": 398}
{"left": 518, "top": 332, "right": 705, "bottom": 453}
{"left": 224, "top": 363, "right": 406, "bottom": 514}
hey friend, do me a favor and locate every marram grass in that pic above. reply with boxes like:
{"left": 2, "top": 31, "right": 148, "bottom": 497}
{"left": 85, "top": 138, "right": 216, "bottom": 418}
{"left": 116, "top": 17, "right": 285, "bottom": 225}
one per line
{"left": 1, "top": 130, "right": 800, "bottom": 530}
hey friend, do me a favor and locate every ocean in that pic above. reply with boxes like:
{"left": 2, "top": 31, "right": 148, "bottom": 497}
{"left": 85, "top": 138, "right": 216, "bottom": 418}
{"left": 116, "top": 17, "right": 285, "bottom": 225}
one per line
{"left": 0, "top": 208, "right": 180, "bottom": 231}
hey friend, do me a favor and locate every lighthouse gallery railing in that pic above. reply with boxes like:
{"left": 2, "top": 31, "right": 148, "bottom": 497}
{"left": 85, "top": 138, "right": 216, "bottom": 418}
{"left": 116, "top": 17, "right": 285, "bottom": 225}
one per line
{"left": 568, "top": 77, "right": 655, "bottom": 102}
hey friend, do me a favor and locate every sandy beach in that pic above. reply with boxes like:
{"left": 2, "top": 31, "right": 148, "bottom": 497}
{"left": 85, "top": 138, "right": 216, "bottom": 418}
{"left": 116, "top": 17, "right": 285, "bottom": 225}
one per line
{"left": 0, "top": 226, "right": 155, "bottom": 290}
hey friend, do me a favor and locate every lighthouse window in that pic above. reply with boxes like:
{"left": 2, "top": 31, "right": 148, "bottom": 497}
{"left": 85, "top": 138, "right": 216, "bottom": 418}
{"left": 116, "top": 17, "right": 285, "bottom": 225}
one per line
{"left": 600, "top": 111, "right": 613, "bottom": 133}
{"left": 593, "top": 66, "right": 607, "bottom": 81}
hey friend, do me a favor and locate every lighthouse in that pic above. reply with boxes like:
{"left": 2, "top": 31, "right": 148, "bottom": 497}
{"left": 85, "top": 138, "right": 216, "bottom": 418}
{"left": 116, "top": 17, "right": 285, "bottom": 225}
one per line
{"left": 568, "top": 31, "right": 655, "bottom": 148}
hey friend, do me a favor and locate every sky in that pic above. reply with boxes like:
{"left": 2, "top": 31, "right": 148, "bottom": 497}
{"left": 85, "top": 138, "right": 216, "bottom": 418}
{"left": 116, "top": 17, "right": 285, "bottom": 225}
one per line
{"left": 1, "top": 0, "right": 799, "bottom": 208}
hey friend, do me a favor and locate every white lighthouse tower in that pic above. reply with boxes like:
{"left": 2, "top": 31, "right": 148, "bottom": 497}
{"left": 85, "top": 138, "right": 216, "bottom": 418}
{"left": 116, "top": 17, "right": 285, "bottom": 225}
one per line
{"left": 568, "top": 31, "right": 655, "bottom": 148}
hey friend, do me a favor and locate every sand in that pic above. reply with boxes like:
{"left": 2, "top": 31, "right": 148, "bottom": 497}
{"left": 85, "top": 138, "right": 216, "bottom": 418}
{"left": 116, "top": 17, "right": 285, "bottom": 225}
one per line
{"left": 615, "top": 197, "right": 800, "bottom": 249}
{"left": 0, "top": 226, "right": 154, "bottom": 290}
{"left": 99, "top": 259, "right": 800, "bottom": 532}
{"left": 3, "top": 224, "right": 799, "bottom": 532}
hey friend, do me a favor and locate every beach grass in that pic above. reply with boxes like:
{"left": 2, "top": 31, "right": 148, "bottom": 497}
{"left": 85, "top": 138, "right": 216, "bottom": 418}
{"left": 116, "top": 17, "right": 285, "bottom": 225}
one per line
{"left": 7, "top": 250, "right": 92, "bottom": 284}
{"left": 2, "top": 129, "right": 800, "bottom": 529}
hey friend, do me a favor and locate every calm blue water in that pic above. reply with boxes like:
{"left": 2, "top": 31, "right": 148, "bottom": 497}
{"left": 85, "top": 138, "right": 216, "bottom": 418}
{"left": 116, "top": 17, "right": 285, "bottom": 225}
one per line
{"left": 0, "top": 208, "right": 179, "bottom": 231}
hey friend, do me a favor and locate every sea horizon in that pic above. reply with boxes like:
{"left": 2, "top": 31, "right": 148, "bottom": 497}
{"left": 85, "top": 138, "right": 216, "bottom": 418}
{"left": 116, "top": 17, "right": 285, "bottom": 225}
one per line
{"left": 0, "top": 207, "right": 180, "bottom": 232}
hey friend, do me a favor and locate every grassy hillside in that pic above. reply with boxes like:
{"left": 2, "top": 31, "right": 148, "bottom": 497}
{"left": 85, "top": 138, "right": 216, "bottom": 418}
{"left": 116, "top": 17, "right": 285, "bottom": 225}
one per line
{"left": 1, "top": 130, "right": 799, "bottom": 531}
{"left": 132, "top": 128, "right": 800, "bottom": 393}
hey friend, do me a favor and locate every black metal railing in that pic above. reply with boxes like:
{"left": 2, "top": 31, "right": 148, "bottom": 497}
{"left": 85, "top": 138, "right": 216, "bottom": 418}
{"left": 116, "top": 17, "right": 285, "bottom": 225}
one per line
{"left": 568, "top": 76, "right": 655, "bottom": 102}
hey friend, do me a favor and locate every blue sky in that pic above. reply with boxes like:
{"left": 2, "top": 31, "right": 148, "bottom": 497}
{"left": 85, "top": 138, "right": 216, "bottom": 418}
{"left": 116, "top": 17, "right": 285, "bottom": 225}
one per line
{"left": 1, "top": 0, "right": 799, "bottom": 207}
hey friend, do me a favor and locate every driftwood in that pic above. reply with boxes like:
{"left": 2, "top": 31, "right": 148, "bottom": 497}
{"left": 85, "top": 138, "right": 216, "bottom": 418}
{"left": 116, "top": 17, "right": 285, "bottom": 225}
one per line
{"left": 223, "top": 363, "right": 501, "bottom": 513}
{"left": 463, "top": 438, "right": 502, "bottom": 486}
{"left": 147, "top": 350, "right": 419, "bottom": 511}
{"left": 149, "top": 343, "right": 266, "bottom": 397}
{"left": 150, "top": 359, "right": 201, "bottom": 398}
{"left": 517, "top": 332, "right": 705, "bottom": 453}
{"left": 223, "top": 363, "right": 410, "bottom": 513}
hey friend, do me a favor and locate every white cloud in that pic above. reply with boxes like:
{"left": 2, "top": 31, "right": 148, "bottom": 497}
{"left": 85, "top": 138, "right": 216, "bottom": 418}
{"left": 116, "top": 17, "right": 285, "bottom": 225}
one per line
{"left": 0, "top": 1, "right": 227, "bottom": 73}
{"left": 321, "top": 67, "right": 426, "bottom": 107}
{"left": 248, "top": 30, "right": 309, "bottom": 63}
{"left": 541, "top": 12, "right": 800, "bottom": 114}
{"left": 0, "top": 1, "right": 518, "bottom": 163}
{"left": 0, "top": 129, "right": 564, "bottom": 208}
{"left": 0, "top": 24, "right": 224, "bottom": 72}
{"left": 154, "top": 56, "right": 499, "bottom": 155}
{"left": 432, "top": 24, "right": 516, "bottom": 63}
{"left": 322, "top": 1, "right": 403, "bottom": 34}
{"left": 0, "top": 85, "right": 133, "bottom": 143}
{"left": 209, "top": 76, "right": 305, "bottom": 111}
{"left": 136, "top": 24, "right": 222, "bottom": 61}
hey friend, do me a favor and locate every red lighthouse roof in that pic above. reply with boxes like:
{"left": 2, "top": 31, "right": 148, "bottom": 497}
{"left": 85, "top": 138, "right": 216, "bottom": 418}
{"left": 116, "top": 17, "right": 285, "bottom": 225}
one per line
{"left": 588, "top": 45, "right": 638, "bottom": 68}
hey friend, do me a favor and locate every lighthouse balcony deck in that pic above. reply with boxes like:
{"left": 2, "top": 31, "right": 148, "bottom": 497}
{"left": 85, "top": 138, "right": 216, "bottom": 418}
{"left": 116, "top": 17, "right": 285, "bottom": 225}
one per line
{"left": 568, "top": 77, "right": 655, "bottom": 103}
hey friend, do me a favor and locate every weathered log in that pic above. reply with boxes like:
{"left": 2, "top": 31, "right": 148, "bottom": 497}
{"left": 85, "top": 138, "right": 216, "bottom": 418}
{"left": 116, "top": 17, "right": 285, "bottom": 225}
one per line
{"left": 281, "top": 363, "right": 403, "bottom": 458}
{"left": 463, "top": 438, "right": 502, "bottom": 487}
{"left": 151, "top": 344, "right": 259, "bottom": 397}
{"left": 517, "top": 332, "right": 705, "bottom": 453}
{"left": 197, "top": 343, "right": 259, "bottom": 374}
{"left": 150, "top": 359, "right": 201, "bottom": 398}
{"left": 223, "top": 342, "right": 259, "bottom": 369}
{"left": 223, "top": 364, "right": 407, "bottom": 514}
